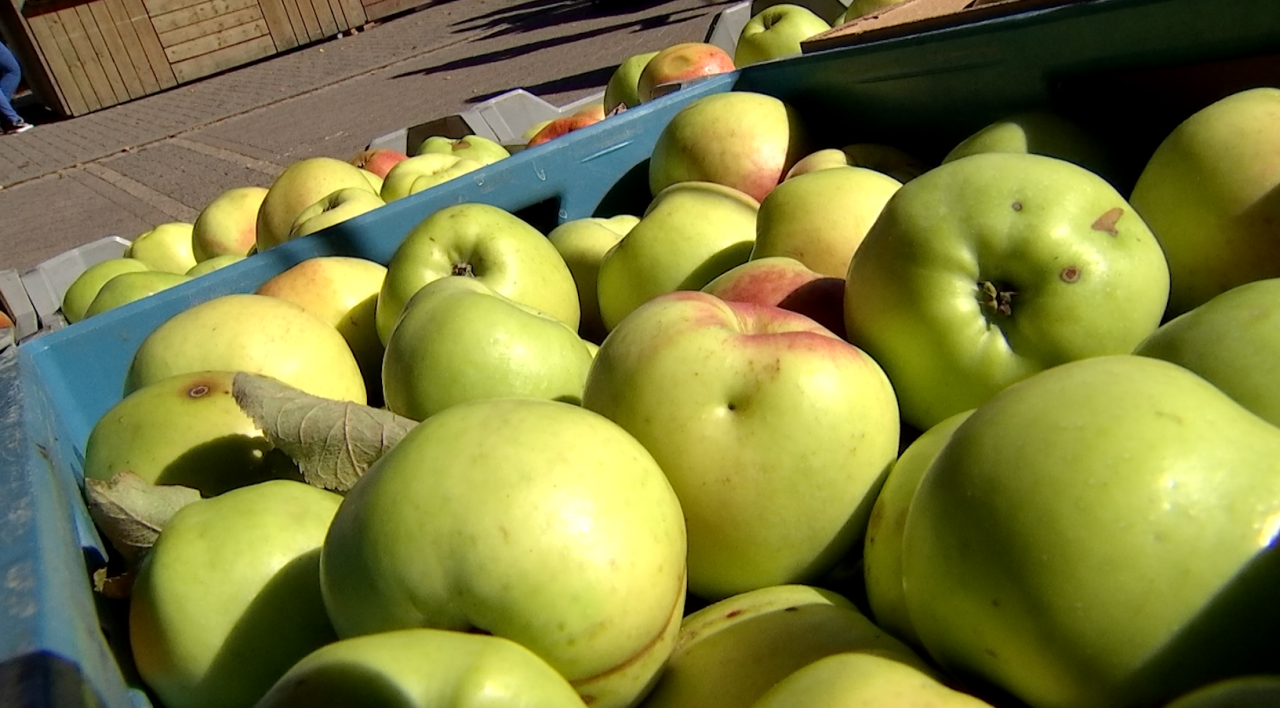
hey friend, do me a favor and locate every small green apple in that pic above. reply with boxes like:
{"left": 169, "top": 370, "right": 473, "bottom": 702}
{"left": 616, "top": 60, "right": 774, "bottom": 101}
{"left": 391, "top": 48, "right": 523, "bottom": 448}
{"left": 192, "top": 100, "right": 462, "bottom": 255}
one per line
{"left": 192, "top": 186, "right": 268, "bottom": 261}
{"left": 186, "top": 254, "right": 245, "bottom": 278}
{"left": 127, "top": 223, "right": 198, "bottom": 274}
{"left": 257, "top": 157, "right": 379, "bottom": 252}
{"left": 360, "top": 168, "right": 384, "bottom": 194}
{"left": 845, "top": 0, "right": 909, "bottom": 21}
{"left": 942, "top": 111, "right": 1116, "bottom": 184}
{"left": 785, "top": 144, "right": 929, "bottom": 183}
{"left": 747, "top": 652, "right": 996, "bottom": 708}
{"left": 288, "top": 188, "right": 386, "bottom": 239}
{"left": 1164, "top": 677, "right": 1280, "bottom": 708}
{"left": 380, "top": 153, "right": 483, "bottom": 203}
{"left": 415, "top": 134, "right": 510, "bottom": 165}
{"left": 62, "top": 257, "right": 151, "bottom": 323}
{"left": 547, "top": 215, "right": 640, "bottom": 342}
{"left": 734, "top": 5, "right": 831, "bottom": 68}
{"left": 604, "top": 51, "right": 660, "bottom": 113}
{"left": 83, "top": 271, "right": 190, "bottom": 319}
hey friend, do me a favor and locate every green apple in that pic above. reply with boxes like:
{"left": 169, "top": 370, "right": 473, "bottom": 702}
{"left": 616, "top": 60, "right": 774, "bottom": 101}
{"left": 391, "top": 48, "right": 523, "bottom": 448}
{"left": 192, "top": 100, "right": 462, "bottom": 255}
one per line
{"left": 186, "top": 254, "right": 244, "bottom": 278}
{"left": 862, "top": 409, "right": 973, "bottom": 651}
{"left": 547, "top": 215, "right": 640, "bottom": 342}
{"left": 701, "top": 256, "right": 846, "bottom": 339}
{"left": 641, "top": 585, "right": 934, "bottom": 708}
{"left": 1164, "top": 677, "right": 1280, "bottom": 708}
{"left": 380, "top": 153, "right": 483, "bottom": 203}
{"left": 845, "top": 152, "right": 1171, "bottom": 431}
{"left": 288, "top": 188, "right": 386, "bottom": 239}
{"left": 256, "top": 629, "right": 588, "bottom": 708}
{"left": 734, "top": 5, "right": 831, "bottom": 68}
{"left": 130, "top": 480, "right": 341, "bottom": 708}
{"left": 62, "top": 257, "right": 151, "bottom": 323}
{"left": 604, "top": 51, "right": 660, "bottom": 113}
{"left": 320, "top": 398, "right": 687, "bottom": 708}
{"left": 752, "top": 166, "right": 900, "bottom": 278}
{"left": 1133, "top": 278, "right": 1280, "bottom": 427}
{"left": 942, "top": 111, "right": 1116, "bottom": 183}
{"left": 257, "top": 157, "right": 379, "bottom": 251}
{"left": 902, "top": 355, "right": 1280, "bottom": 708}
{"left": 375, "top": 203, "right": 580, "bottom": 345}
{"left": 845, "top": 0, "right": 909, "bottom": 21}
{"left": 192, "top": 186, "right": 268, "bottom": 261}
{"left": 1129, "top": 87, "right": 1280, "bottom": 317}
{"left": 785, "top": 144, "right": 929, "bottom": 184}
{"left": 747, "top": 652, "right": 996, "bottom": 708}
{"left": 597, "top": 181, "right": 758, "bottom": 332}
{"left": 382, "top": 276, "right": 594, "bottom": 421}
{"left": 360, "top": 168, "right": 384, "bottom": 194}
{"left": 415, "top": 134, "right": 511, "bottom": 165}
{"left": 127, "top": 223, "right": 198, "bottom": 274}
{"left": 256, "top": 256, "right": 388, "bottom": 405}
{"left": 83, "top": 271, "right": 190, "bottom": 319}
{"left": 83, "top": 371, "right": 297, "bottom": 497}
{"left": 636, "top": 42, "right": 736, "bottom": 105}
{"left": 126, "top": 293, "right": 367, "bottom": 404}
{"left": 583, "top": 291, "right": 899, "bottom": 600}
{"left": 649, "top": 91, "right": 810, "bottom": 203}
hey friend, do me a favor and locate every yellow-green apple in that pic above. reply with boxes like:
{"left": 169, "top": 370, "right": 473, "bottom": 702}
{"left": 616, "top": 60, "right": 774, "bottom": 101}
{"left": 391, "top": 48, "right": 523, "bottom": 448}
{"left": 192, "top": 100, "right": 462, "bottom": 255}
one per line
{"left": 902, "top": 356, "right": 1280, "bottom": 708}
{"left": 526, "top": 114, "right": 603, "bottom": 148}
{"left": 1134, "top": 278, "right": 1280, "bottom": 427}
{"left": 641, "top": 585, "right": 934, "bottom": 708}
{"left": 130, "top": 480, "right": 341, "bottom": 708}
{"left": 1164, "top": 677, "right": 1280, "bottom": 708}
{"left": 416, "top": 134, "right": 511, "bottom": 165}
{"left": 83, "top": 271, "right": 190, "bottom": 319}
{"left": 348, "top": 148, "right": 408, "bottom": 179}
{"left": 192, "top": 187, "right": 268, "bottom": 261}
{"left": 126, "top": 293, "right": 367, "bottom": 404}
{"left": 605, "top": 51, "right": 661, "bottom": 113}
{"left": 637, "top": 42, "right": 735, "bottom": 104}
{"left": 381, "top": 277, "right": 594, "bottom": 421}
{"left": 380, "top": 153, "right": 483, "bottom": 202}
{"left": 583, "top": 291, "right": 899, "bottom": 599}
{"left": 127, "top": 223, "right": 198, "bottom": 274}
{"left": 701, "top": 256, "right": 845, "bottom": 339}
{"left": 186, "top": 254, "right": 244, "bottom": 278}
{"left": 943, "top": 111, "right": 1116, "bottom": 183}
{"left": 288, "top": 188, "right": 386, "bottom": 239}
{"left": 83, "top": 371, "right": 297, "bottom": 497}
{"left": 785, "top": 144, "right": 929, "bottom": 184}
{"left": 375, "top": 203, "right": 579, "bottom": 345}
{"left": 734, "top": 5, "right": 831, "bottom": 68}
{"left": 747, "top": 652, "right": 996, "bottom": 708}
{"left": 256, "top": 157, "right": 379, "bottom": 251}
{"left": 862, "top": 409, "right": 972, "bottom": 652}
{"left": 359, "top": 168, "right": 383, "bottom": 194}
{"left": 597, "top": 182, "right": 758, "bottom": 332}
{"left": 649, "top": 92, "right": 809, "bottom": 203}
{"left": 752, "top": 166, "right": 901, "bottom": 278}
{"left": 547, "top": 215, "right": 640, "bottom": 342}
{"left": 256, "top": 256, "right": 388, "bottom": 405}
{"left": 256, "top": 629, "right": 588, "bottom": 708}
{"left": 830, "top": 6, "right": 848, "bottom": 25}
{"left": 62, "top": 257, "right": 150, "bottom": 323}
{"left": 1129, "top": 87, "right": 1280, "bottom": 317}
{"left": 319, "top": 398, "right": 687, "bottom": 708}
{"left": 845, "top": 152, "right": 1170, "bottom": 431}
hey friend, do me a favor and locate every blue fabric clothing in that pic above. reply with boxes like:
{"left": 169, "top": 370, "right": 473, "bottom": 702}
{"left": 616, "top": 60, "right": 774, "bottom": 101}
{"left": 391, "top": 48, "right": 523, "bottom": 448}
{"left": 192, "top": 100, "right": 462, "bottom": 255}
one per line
{"left": 0, "top": 41, "right": 24, "bottom": 127}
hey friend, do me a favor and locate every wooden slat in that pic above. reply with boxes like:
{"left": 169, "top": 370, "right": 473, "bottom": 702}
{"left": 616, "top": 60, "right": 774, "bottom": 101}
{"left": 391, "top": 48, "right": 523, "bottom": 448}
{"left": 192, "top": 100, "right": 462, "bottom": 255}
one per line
{"left": 162, "top": 17, "right": 267, "bottom": 62}
{"left": 361, "top": 0, "right": 422, "bottom": 21}
{"left": 151, "top": 0, "right": 256, "bottom": 33}
{"left": 325, "top": 0, "right": 346, "bottom": 31}
{"left": 141, "top": 0, "right": 205, "bottom": 18}
{"left": 309, "top": 0, "right": 337, "bottom": 36}
{"left": 25, "top": 14, "right": 89, "bottom": 115}
{"left": 75, "top": 4, "right": 131, "bottom": 103}
{"left": 44, "top": 10, "right": 103, "bottom": 110}
{"left": 120, "top": 0, "right": 178, "bottom": 87}
{"left": 334, "top": 0, "right": 365, "bottom": 32}
{"left": 257, "top": 0, "right": 297, "bottom": 50}
{"left": 292, "top": 0, "right": 322, "bottom": 43}
{"left": 158, "top": 6, "right": 261, "bottom": 47}
{"left": 89, "top": 0, "right": 146, "bottom": 99}
{"left": 278, "top": 0, "right": 310, "bottom": 48}
{"left": 169, "top": 32, "right": 273, "bottom": 82}
{"left": 104, "top": 0, "right": 162, "bottom": 93}
{"left": 59, "top": 7, "right": 121, "bottom": 106}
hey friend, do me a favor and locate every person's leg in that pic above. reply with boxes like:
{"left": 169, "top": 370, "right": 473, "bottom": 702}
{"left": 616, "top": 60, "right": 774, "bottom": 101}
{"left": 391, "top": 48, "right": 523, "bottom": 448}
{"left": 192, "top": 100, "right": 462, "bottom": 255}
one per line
{"left": 0, "top": 43, "right": 26, "bottom": 129}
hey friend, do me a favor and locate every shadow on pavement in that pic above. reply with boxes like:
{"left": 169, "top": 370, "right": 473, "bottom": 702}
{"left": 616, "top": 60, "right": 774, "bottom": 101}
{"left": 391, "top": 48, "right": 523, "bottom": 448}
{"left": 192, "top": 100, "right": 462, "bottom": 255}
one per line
{"left": 465, "top": 64, "right": 617, "bottom": 103}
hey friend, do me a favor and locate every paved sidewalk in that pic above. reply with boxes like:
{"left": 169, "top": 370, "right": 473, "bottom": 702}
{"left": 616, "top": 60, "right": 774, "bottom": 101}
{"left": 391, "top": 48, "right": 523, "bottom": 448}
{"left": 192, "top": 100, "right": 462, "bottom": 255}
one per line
{"left": 0, "top": 0, "right": 735, "bottom": 272}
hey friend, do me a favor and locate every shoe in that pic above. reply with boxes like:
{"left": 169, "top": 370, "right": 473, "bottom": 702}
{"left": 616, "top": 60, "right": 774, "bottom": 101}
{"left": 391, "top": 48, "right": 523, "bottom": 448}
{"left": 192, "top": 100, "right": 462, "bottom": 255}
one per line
{"left": 5, "top": 122, "right": 33, "bottom": 135}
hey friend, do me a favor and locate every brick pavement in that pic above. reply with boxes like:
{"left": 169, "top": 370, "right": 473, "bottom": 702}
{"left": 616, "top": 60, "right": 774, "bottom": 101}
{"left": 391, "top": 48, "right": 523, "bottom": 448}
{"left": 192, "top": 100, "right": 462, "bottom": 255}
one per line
{"left": 0, "top": 0, "right": 736, "bottom": 273}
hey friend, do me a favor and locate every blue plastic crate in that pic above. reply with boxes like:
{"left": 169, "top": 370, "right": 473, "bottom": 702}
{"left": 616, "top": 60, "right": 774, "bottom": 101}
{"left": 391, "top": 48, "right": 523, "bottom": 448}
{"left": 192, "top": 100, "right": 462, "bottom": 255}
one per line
{"left": 3, "top": 0, "right": 1279, "bottom": 704}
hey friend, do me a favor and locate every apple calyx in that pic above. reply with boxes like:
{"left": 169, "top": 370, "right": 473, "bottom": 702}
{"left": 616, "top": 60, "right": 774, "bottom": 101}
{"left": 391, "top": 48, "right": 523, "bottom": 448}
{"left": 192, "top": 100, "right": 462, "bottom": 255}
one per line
{"left": 979, "top": 280, "right": 1016, "bottom": 317}
{"left": 452, "top": 262, "right": 475, "bottom": 277}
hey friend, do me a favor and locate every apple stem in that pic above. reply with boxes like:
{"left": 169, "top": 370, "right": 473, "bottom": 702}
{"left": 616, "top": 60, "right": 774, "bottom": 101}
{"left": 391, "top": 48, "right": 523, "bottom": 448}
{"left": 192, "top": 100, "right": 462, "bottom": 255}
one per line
{"left": 979, "top": 280, "right": 1016, "bottom": 317}
{"left": 452, "top": 263, "right": 474, "bottom": 277}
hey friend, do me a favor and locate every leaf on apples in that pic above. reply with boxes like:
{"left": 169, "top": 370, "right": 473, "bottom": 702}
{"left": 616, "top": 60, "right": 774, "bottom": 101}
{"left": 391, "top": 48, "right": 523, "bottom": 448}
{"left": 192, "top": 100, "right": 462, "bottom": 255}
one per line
{"left": 85, "top": 471, "right": 201, "bottom": 567}
{"left": 232, "top": 372, "right": 416, "bottom": 493}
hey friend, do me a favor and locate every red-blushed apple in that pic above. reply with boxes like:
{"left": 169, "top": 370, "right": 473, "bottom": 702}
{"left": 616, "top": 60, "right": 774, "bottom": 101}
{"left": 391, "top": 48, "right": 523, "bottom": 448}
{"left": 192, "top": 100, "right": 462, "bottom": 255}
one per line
{"left": 526, "top": 114, "right": 603, "bottom": 148}
{"left": 582, "top": 291, "right": 900, "bottom": 601}
{"left": 192, "top": 186, "right": 268, "bottom": 261}
{"left": 605, "top": 50, "right": 661, "bottom": 113}
{"left": 702, "top": 256, "right": 846, "bottom": 339}
{"left": 649, "top": 91, "right": 810, "bottom": 203}
{"left": 349, "top": 148, "right": 408, "bottom": 180}
{"left": 637, "top": 42, "right": 735, "bottom": 104}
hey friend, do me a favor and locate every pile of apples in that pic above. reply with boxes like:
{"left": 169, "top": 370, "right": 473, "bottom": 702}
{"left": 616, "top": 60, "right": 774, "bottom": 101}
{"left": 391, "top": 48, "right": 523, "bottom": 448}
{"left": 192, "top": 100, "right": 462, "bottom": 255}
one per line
{"left": 73, "top": 35, "right": 1280, "bottom": 708}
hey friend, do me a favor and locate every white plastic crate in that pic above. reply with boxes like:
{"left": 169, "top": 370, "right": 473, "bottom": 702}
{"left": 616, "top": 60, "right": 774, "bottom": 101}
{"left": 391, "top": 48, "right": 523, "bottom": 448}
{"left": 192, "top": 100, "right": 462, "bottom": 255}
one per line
{"left": 20, "top": 236, "right": 132, "bottom": 334}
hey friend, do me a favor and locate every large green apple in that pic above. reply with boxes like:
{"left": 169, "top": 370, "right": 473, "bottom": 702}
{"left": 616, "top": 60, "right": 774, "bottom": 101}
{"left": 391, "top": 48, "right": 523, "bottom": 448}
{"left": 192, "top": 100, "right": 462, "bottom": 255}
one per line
{"left": 62, "top": 257, "right": 151, "bottom": 323}
{"left": 902, "top": 355, "right": 1280, "bottom": 708}
{"left": 1133, "top": 277, "right": 1280, "bottom": 427}
{"left": 844, "top": 152, "right": 1170, "bottom": 431}
{"left": 130, "top": 480, "right": 341, "bottom": 708}
{"left": 381, "top": 276, "right": 594, "bottom": 420}
{"left": 84, "top": 371, "right": 297, "bottom": 497}
{"left": 192, "top": 186, "right": 268, "bottom": 261}
{"left": 375, "top": 203, "right": 579, "bottom": 345}
{"left": 83, "top": 271, "right": 190, "bottom": 319}
{"left": 747, "top": 652, "right": 996, "bottom": 708}
{"left": 256, "top": 157, "right": 379, "bottom": 251}
{"left": 127, "top": 223, "right": 198, "bottom": 274}
{"left": 604, "top": 51, "right": 660, "bottom": 113}
{"left": 288, "top": 188, "right": 386, "bottom": 239}
{"left": 734, "top": 5, "right": 831, "bottom": 68}
{"left": 415, "top": 134, "right": 510, "bottom": 165}
{"left": 1129, "top": 87, "right": 1280, "bottom": 317}
{"left": 256, "top": 629, "right": 587, "bottom": 708}
{"left": 547, "top": 215, "right": 640, "bottom": 342}
{"left": 751, "top": 165, "right": 901, "bottom": 278}
{"left": 380, "top": 153, "right": 483, "bottom": 203}
{"left": 126, "top": 293, "right": 367, "bottom": 404}
{"left": 942, "top": 111, "right": 1116, "bottom": 182}
{"left": 596, "top": 181, "right": 758, "bottom": 332}
{"left": 583, "top": 291, "right": 899, "bottom": 600}
{"left": 320, "top": 398, "right": 687, "bottom": 708}
{"left": 1164, "top": 677, "right": 1280, "bottom": 708}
